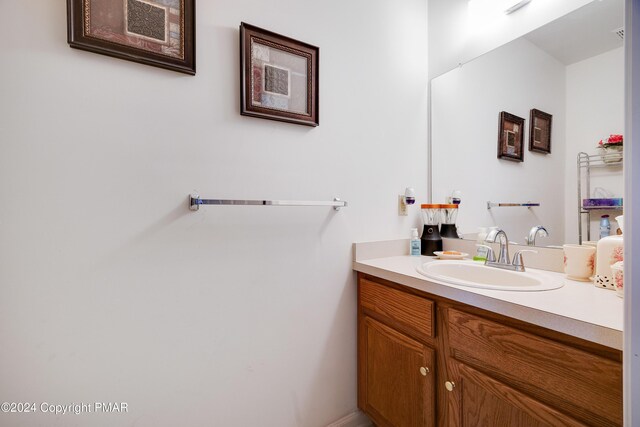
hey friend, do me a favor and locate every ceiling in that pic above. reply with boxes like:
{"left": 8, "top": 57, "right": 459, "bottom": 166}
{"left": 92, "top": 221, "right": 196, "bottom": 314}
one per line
{"left": 524, "top": 0, "right": 623, "bottom": 65}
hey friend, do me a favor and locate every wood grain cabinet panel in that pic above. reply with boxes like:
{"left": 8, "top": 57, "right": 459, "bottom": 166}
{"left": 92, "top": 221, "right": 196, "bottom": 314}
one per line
{"left": 360, "top": 316, "right": 435, "bottom": 427}
{"left": 446, "top": 308, "right": 622, "bottom": 427}
{"left": 360, "top": 277, "right": 434, "bottom": 340}
{"left": 451, "top": 362, "right": 587, "bottom": 427}
{"left": 356, "top": 274, "right": 622, "bottom": 427}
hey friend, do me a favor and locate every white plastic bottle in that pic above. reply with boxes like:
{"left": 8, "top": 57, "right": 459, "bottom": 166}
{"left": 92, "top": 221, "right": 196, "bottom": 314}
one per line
{"left": 474, "top": 227, "right": 488, "bottom": 261}
{"left": 410, "top": 228, "right": 421, "bottom": 256}
{"left": 600, "top": 215, "right": 611, "bottom": 239}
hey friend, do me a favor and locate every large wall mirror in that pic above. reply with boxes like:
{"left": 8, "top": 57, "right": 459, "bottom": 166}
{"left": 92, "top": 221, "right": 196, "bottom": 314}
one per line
{"left": 430, "top": 0, "right": 624, "bottom": 247}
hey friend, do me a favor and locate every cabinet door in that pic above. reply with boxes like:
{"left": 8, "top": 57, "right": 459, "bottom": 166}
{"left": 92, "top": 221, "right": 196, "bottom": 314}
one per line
{"left": 360, "top": 316, "right": 435, "bottom": 427}
{"left": 446, "top": 308, "right": 622, "bottom": 426}
{"left": 445, "top": 361, "right": 587, "bottom": 427}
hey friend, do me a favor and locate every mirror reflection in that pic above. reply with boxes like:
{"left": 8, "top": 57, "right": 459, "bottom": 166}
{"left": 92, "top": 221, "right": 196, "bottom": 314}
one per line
{"left": 430, "top": 0, "right": 624, "bottom": 247}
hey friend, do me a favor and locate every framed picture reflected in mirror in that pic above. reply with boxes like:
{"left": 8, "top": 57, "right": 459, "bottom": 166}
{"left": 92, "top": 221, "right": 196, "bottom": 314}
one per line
{"left": 497, "top": 111, "right": 525, "bottom": 162}
{"left": 529, "top": 109, "right": 552, "bottom": 154}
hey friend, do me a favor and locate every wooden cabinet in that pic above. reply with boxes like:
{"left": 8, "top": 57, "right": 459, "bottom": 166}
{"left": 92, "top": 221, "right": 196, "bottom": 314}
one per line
{"left": 359, "top": 277, "right": 434, "bottom": 340}
{"left": 446, "top": 308, "right": 622, "bottom": 426}
{"left": 358, "top": 277, "right": 436, "bottom": 427}
{"left": 360, "top": 317, "right": 435, "bottom": 427}
{"left": 357, "top": 273, "right": 622, "bottom": 427}
{"left": 448, "top": 361, "right": 587, "bottom": 427}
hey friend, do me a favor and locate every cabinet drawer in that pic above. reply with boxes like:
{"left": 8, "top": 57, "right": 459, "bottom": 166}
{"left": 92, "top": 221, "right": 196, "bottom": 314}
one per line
{"left": 447, "top": 308, "right": 622, "bottom": 427}
{"left": 359, "top": 277, "right": 434, "bottom": 339}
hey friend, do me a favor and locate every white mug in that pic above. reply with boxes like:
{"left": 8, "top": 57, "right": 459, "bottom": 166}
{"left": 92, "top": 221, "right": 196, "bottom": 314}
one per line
{"left": 563, "top": 244, "right": 596, "bottom": 281}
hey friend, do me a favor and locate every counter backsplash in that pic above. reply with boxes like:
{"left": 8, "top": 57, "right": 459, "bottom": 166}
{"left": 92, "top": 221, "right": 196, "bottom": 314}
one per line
{"left": 353, "top": 238, "right": 564, "bottom": 273}
{"left": 442, "top": 238, "right": 565, "bottom": 273}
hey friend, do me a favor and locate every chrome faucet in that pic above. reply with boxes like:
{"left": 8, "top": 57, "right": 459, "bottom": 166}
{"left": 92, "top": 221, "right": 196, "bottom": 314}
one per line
{"left": 485, "top": 228, "right": 510, "bottom": 264}
{"left": 484, "top": 228, "right": 536, "bottom": 272}
{"left": 526, "top": 225, "right": 549, "bottom": 246}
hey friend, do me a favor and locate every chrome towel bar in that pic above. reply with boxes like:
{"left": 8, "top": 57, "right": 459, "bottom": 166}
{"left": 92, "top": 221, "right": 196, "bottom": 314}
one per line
{"left": 189, "top": 194, "right": 347, "bottom": 211}
{"left": 487, "top": 201, "right": 540, "bottom": 209}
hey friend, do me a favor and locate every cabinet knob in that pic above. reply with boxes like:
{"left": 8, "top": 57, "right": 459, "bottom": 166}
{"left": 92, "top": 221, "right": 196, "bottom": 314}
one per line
{"left": 419, "top": 367, "right": 430, "bottom": 376}
{"left": 445, "top": 381, "right": 456, "bottom": 392}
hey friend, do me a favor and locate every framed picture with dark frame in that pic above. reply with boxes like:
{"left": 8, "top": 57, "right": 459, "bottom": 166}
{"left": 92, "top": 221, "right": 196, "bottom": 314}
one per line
{"left": 240, "top": 23, "right": 319, "bottom": 127}
{"left": 497, "top": 111, "right": 526, "bottom": 162}
{"left": 529, "top": 109, "right": 552, "bottom": 154}
{"left": 67, "top": 0, "right": 196, "bottom": 75}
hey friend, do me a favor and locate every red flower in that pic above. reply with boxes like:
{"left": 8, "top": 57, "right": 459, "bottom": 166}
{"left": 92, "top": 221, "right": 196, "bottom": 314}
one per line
{"left": 609, "top": 134, "right": 623, "bottom": 143}
{"left": 598, "top": 134, "right": 623, "bottom": 148}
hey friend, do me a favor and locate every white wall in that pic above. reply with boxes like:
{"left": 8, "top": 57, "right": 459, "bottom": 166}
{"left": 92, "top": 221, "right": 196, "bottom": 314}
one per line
{"left": 428, "top": 0, "right": 592, "bottom": 78}
{"left": 0, "top": 1, "right": 428, "bottom": 426}
{"left": 431, "top": 37, "right": 566, "bottom": 246}
{"left": 564, "top": 47, "right": 625, "bottom": 243}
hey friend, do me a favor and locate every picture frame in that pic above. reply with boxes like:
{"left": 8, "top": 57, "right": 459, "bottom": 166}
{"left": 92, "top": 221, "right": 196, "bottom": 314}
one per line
{"left": 67, "top": 0, "right": 196, "bottom": 75}
{"left": 497, "top": 111, "right": 525, "bottom": 162}
{"left": 240, "top": 23, "right": 319, "bottom": 127}
{"left": 529, "top": 109, "right": 552, "bottom": 154}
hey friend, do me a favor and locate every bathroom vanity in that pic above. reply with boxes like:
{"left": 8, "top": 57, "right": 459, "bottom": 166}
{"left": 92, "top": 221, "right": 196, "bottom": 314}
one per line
{"left": 354, "top": 242, "right": 622, "bottom": 427}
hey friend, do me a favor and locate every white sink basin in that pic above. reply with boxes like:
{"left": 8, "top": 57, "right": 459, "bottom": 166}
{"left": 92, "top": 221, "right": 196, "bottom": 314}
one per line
{"left": 416, "top": 260, "right": 564, "bottom": 291}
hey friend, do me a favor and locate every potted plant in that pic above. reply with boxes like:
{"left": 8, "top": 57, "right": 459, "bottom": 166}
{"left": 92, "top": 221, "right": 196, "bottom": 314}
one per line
{"left": 598, "top": 134, "right": 623, "bottom": 163}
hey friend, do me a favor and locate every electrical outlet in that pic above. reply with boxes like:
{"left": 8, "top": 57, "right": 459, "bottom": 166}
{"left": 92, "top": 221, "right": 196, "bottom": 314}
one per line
{"left": 398, "top": 195, "right": 408, "bottom": 216}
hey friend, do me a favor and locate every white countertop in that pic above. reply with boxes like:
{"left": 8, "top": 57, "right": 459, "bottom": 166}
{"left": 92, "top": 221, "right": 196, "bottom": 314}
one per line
{"left": 353, "top": 245, "right": 623, "bottom": 350}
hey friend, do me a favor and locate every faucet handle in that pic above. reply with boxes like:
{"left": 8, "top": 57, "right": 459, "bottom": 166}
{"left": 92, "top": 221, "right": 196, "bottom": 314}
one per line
{"left": 476, "top": 244, "right": 496, "bottom": 263}
{"left": 512, "top": 249, "right": 537, "bottom": 270}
